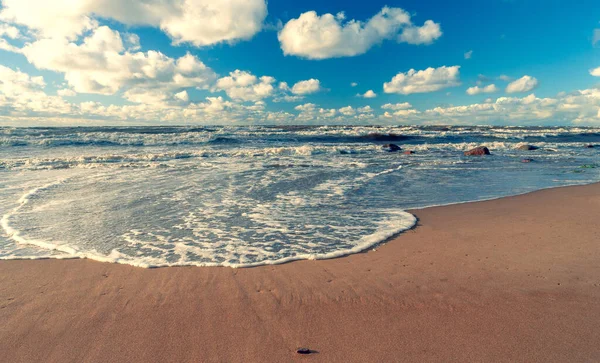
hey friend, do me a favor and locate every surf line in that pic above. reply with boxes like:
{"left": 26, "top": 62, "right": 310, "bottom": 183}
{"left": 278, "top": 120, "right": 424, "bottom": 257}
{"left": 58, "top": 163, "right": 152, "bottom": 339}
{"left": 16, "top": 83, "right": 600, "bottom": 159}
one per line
{"left": 1, "top": 178, "right": 79, "bottom": 255}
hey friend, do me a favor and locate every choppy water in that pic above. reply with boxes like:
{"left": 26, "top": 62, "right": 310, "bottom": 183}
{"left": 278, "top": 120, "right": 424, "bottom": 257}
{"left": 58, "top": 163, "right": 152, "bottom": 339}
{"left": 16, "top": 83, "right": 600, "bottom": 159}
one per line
{"left": 1, "top": 125, "right": 599, "bottom": 267}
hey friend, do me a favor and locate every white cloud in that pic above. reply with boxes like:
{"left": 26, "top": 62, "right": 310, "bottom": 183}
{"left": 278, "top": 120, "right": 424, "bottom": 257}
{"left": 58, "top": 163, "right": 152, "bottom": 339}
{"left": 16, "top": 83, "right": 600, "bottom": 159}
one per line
{"left": 319, "top": 108, "right": 337, "bottom": 118}
{"left": 383, "top": 65, "right": 460, "bottom": 95}
{"left": 0, "top": 23, "right": 20, "bottom": 39}
{"left": 214, "top": 70, "right": 276, "bottom": 102}
{"left": 291, "top": 79, "right": 321, "bottom": 95}
{"left": 57, "top": 89, "right": 76, "bottom": 97}
{"left": 174, "top": 90, "right": 189, "bottom": 102}
{"left": 466, "top": 84, "right": 498, "bottom": 95}
{"left": 381, "top": 102, "right": 412, "bottom": 110}
{"left": 422, "top": 90, "right": 600, "bottom": 125}
{"left": 0, "top": 65, "right": 287, "bottom": 125}
{"left": 0, "top": 65, "right": 45, "bottom": 95}
{"left": 0, "top": 0, "right": 97, "bottom": 40}
{"left": 0, "top": 65, "right": 73, "bottom": 116}
{"left": 294, "top": 103, "right": 316, "bottom": 112}
{"left": 3, "top": 65, "right": 600, "bottom": 126}
{"left": 399, "top": 20, "right": 442, "bottom": 45}
{"left": 464, "top": 50, "right": 473, "bottom": 59}
{"left": 15, "top": 26, "right": 216, "bottom": 104}
{"left": 498, "top": 75, "right": 512, "bottom": 82}
{"left": 278, "top": 82, "right": 290, "bottom": 91}
{"left": 350, "top": 82, "right": 358, "bottom": 87}
{"left": 339, "top": 106, "right": 355, "bottom": 116}
{"left": 590, "top": 67, "right": 600, "bottom": 77}
{"left": 272, "top": 95, "right": 304, "bottom": 103}
{"left": 149, "top": 0, "right": 267, "bottom": 47}
{"left": 506, "top": 75, "right": 538, "bottom": 93}
{"left": 359, "top": 90, "right": 377, "bottom": 98}
{"left": 0, "top": 0, "right": 267, "bottom": 46}
{"left": 277, "top": 7, "right": 441, "bottom": 59}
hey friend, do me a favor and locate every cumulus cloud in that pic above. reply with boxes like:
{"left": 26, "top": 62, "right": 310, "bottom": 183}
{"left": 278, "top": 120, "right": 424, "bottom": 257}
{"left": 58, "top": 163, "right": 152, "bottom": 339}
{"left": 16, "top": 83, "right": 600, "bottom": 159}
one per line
{"left": 0, "top": 65, "right": 73, "bottom": 116}
{"left": 350, "top": 82, "right": 358, "bottom": 87}
{"left": 464, "top": 50, "right": 473, "bottom": 59}
{"left": 505, "top": 75, "right": 538, "bottom": 93}
{"left": 0, "top": 0, "right": 267, "bottom": 46}
{"left": 338, "top": 106, "right": 356, "bottom": 116}
{"left": 498, "top": 75, "right": 512, "bottom": 82}
{"left": 590, "top": 67, "right": 600, "bottom": 77}
{"left": 399, "top": 20, "right": 442, "bottom": 45}
{"left": 359, "top": 90, "right": 377, "bottom": 98}
{"left": 383, "top": 66, "right": 460, "bottom": 95}
{"left": 466, "top": 84, "right": 498, "bottom": 95}
{"left": 420, "top": 90, "right": 600, "bottom": 125}
{"left": 0, "top": 65, "right": 281, "bottom": 125}
{"left": 14, "top": 26, "right": 217, "bottom": 105}
{"left": 3, "top": 65, "right": 600, "bottom": 126}
{"left": 57, "top": 89, "right": 76, "bottom": 97}
{"left": 214, "top": 70, "right": 276, "bottom": 102}
{"left": 277, "top": 7, "right": 441, "bottom": 59}
{"left": 381, "top": 102, "right": 412, "bottom": 110}
{"left": 0, "top": 65, "right": 45, "bottom": 94}
{"left": 294, "top": 103, "right": 316, "bottom": 112}
{"left": 291, "top": 79, "right": 322, "bottom": 95}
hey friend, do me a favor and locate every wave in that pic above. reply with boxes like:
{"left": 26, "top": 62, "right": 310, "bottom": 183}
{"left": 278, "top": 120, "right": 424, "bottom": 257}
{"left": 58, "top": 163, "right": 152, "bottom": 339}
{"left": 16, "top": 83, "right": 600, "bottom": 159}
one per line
{"left": 2, "top": 126, "right": 600, "bottom": 149}
{"left": 1, "top": 139, "right": 593, "bottom": 171}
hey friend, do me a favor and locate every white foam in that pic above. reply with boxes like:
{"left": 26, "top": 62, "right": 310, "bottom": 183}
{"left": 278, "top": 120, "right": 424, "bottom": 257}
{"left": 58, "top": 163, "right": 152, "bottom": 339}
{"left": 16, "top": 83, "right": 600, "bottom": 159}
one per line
{"left": 1, "top": 179, "right": 77, "bottom": 256}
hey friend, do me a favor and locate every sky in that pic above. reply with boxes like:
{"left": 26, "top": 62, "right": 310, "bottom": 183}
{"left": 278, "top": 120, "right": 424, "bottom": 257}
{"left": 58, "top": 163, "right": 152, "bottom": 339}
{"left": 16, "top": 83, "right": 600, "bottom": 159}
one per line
{"left": 0, "top": 0, "right": 599, "bottom": 126}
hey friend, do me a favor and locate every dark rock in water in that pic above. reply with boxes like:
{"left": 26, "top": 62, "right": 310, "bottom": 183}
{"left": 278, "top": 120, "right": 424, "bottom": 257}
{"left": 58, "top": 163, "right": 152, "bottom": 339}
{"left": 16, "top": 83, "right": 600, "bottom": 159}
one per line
{"left": 361, "top": 133, "right": 407, "bottom": 141}
{"left": 516, "top": 144, "right": 539, "bottom": 151}
{"left": 585, "top": 144, "right": 595, "bottom": 148}
{"left": 464, "top": 146, "right": 490, "bottom": 156}
{"left": 423, "top": 125, "right": 451, "bottom": 132}
{"left": 382, "top": 143, "right": 401, "bottom": 152}
{"left": 403, "top": 150, "right": 415, "bottom": 155}
{"left": 297, "top": 348, "right": 312, "bottom": 355}
{"left": 521, "top": 158, "right": 534, "bottom": 163}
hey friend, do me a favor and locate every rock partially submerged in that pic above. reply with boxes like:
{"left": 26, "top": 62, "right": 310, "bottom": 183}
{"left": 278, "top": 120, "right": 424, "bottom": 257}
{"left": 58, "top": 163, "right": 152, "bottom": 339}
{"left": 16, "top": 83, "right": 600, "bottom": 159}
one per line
{"left": 516, "top": 144, "right": 539, "bottom": 151}
{"left": 382, "top": 143, "right": 402, "bottom": 152}
{"left": 464, "top": 146, "right": 490, "bottom": 156}
{"left": 403, "top": 150, "right": 415, "bottom": 155}
{"left": 585, "top": 144, "right": 595, "bottom": 148}
{"left": 362, "top": 133, "right": 407, "bottom": 142}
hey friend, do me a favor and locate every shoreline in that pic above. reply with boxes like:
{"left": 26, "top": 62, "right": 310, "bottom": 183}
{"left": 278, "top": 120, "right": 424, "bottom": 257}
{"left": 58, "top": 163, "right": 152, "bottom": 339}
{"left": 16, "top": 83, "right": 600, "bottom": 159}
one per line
{"left": 2, "top": 182, "right": 600, "bottom": 362}
{"left": 2, "top": 181, "right": 598, "bottom": 268}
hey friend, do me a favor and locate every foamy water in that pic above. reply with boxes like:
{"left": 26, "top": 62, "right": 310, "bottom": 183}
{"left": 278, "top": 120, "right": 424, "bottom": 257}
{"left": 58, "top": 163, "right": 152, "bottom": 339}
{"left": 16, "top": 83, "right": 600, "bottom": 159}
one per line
{"left": 1, "top": 126, "right": 599, "bottom": 267}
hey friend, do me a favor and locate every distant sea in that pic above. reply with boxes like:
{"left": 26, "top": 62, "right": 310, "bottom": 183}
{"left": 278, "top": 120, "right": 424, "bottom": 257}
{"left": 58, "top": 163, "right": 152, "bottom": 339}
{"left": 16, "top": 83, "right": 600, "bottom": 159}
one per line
{"left": 1, "top": 125, "right": 599, "bottom": 267}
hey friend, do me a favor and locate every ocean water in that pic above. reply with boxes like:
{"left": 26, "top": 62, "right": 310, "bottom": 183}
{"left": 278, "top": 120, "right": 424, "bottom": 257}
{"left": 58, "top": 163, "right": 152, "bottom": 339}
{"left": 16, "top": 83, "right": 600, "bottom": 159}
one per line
{"left": 1, "top": 125, "right": 599, "bottom": 267}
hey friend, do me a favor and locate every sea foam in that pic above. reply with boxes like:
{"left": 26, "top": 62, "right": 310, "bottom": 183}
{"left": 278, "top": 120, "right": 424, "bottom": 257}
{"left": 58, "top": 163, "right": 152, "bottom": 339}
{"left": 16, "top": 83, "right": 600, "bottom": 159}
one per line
{"left": 0, "top": 125, "right": 598, "bottom": 267}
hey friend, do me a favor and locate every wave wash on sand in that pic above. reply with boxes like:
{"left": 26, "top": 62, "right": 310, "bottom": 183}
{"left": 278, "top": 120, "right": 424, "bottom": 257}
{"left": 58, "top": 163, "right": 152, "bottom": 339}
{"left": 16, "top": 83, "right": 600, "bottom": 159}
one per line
{"left": 0, "top": 125, "right": 599, "bottom": 267}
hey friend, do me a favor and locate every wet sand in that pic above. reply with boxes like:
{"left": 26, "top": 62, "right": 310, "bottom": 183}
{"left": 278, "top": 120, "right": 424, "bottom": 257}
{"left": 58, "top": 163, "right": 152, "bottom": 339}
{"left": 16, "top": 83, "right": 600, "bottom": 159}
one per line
{"left": 1, "top": 183, "right": 600, "bottom": 362}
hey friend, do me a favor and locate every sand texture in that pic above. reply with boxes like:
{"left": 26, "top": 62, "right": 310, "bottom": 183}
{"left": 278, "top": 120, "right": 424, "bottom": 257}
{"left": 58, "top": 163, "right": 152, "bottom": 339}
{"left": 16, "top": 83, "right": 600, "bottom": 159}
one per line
{"left": 1, "top": 183, "right": 600, "bottom": 362}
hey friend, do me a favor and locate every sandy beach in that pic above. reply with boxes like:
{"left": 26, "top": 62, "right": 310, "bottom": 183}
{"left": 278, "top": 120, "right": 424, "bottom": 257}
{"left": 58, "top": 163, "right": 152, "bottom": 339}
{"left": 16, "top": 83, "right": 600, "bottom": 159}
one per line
{"left": 1, "top": 183, "right": 600, "bottom": 362}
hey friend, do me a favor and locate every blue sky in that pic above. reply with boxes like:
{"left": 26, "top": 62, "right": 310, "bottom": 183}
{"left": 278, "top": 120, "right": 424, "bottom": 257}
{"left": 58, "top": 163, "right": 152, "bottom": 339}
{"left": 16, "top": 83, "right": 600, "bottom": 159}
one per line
{"left": 0, "top": 0, "right": 599, "bottom": 125}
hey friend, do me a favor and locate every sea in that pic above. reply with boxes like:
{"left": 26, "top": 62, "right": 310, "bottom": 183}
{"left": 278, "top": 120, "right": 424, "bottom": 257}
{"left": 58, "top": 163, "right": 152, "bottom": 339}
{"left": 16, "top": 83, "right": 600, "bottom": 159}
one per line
{"left": 1, "top": 125, "right": 599, "bottom": 267}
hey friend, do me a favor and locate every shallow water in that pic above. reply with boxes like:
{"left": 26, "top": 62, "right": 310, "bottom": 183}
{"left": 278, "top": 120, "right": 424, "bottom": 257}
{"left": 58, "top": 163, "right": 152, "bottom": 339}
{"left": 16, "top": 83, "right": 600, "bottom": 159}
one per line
{"left": 1, "top": 125, "right": 599, "bottom": 267}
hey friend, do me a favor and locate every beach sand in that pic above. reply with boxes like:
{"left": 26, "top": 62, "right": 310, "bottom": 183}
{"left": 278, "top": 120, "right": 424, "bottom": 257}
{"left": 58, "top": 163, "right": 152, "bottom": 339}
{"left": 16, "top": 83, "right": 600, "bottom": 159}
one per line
{"left": 1, "top": 183, "right": 600, "bottom": 362}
